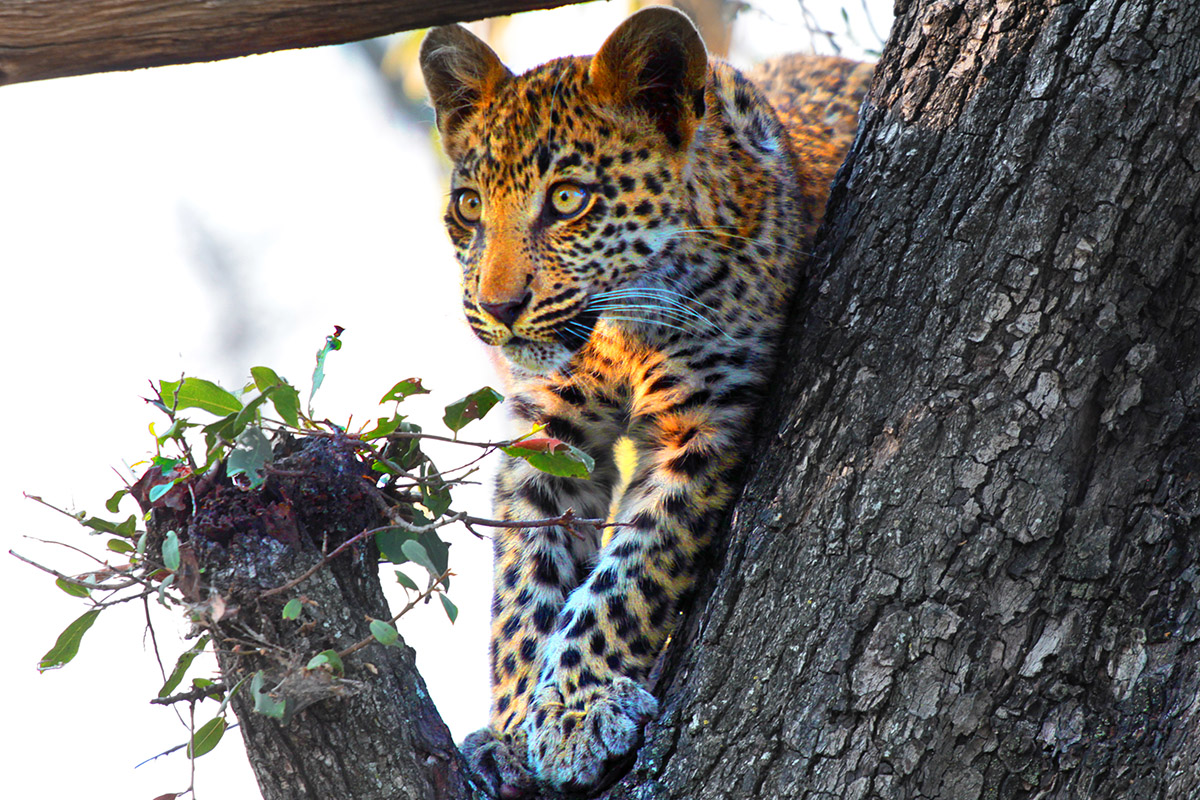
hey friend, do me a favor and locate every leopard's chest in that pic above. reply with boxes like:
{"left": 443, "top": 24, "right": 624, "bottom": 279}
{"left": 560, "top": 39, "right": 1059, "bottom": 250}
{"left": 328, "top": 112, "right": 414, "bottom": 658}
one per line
{"left": 510, "top": 311, "right": 767, "bottom": 439}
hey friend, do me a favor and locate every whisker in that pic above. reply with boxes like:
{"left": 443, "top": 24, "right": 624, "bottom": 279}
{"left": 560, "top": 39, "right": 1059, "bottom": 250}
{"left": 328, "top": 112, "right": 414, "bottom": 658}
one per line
{"left": 589, "top": 316, "right": 699, "bottom": 336}
{"left": 590, "top": 291, "right": 728, "bottom": 327}
{"left": 589, "top": 307, "right": 735, "bottom": 343}
{"left": 593, "top": 286, "right": 719, "bottom": 304}
{"left": 590, "top": 289, "right": 726, "bottom": 322}
{"left": 587, "top": 301, "right": 714, "bottom": 326}
{"left": 561, "top": 323, "right": 593, "bottom": 335}
{"left": 586, "top": 284, "right": 741, "bottom": 342}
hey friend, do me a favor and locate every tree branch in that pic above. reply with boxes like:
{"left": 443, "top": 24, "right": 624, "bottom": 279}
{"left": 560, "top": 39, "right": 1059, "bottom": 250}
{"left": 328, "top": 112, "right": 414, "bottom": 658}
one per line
{"left": 0, "top": 0, "right": 587, "bottom": 87}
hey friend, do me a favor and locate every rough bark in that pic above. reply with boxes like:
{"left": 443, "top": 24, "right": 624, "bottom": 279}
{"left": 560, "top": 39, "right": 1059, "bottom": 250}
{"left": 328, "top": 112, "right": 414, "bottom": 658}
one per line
{"left": 147, "top": 436, "right": 477, "bottom": 800}
{"left": 0, "top": 0, "right": 585, "bottom": 87}
{"left": 616, "top": 1, "right": 1200, "bottom": 798}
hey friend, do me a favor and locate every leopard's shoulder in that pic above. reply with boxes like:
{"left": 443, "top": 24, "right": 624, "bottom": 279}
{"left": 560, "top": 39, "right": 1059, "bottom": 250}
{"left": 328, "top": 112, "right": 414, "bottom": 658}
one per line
{"left": 746, "top": 54, "right": 875, "bottom": 231}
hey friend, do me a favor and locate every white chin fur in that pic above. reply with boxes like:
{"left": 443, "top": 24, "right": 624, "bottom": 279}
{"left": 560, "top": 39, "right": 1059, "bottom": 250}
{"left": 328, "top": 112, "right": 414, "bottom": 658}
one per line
{"left": 502, "top": 340, "right": 575, "bottom": 374}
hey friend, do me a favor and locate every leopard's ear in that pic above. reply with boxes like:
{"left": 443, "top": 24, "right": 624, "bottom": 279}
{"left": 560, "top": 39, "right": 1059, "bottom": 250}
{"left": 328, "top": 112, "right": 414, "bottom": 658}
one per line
{"left": 589, "top": 7, "right": 709, "bottom": 149}
{"left": 420, "top": 24, "right": 513, "bottom": 143}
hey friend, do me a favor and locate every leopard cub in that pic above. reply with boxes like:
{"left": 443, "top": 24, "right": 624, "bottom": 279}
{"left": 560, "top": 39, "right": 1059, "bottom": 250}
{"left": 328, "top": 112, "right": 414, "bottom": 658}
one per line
{"left": 420, "top": 8, "right": 870, "bottom": 796}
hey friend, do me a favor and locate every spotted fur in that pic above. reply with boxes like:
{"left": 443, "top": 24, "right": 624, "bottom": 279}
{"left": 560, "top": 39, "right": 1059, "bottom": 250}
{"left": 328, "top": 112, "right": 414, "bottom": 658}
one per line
{"left": 420, "top": 9, "right": 871, "bottom": 796}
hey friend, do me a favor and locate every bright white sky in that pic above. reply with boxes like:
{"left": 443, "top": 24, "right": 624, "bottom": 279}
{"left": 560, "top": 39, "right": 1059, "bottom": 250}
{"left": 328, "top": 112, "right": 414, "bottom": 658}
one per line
{"left": 0, "top": 2, "right": 890, "bottom": 797}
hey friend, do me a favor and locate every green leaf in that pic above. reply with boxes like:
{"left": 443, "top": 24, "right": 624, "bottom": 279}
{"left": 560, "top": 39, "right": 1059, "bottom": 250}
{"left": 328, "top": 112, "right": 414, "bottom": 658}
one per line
{"left": 309, "top": 326, "right": 344, "bottom": 412}
{"left": 214, "top": 675, "right": 246, "bottom": 715}
{"left": 417, "top": 489, "right": 451, "bottom": 520}
{"left": 418, "top": 530, "right": 450, "bottom": 587}
{"left": 228, "top": 425, "right": 272, "bottom": 489}
{"left": 376, "top": 528, "right": 449, "bottom": 588}
{"left": 200, "top": 398, "right": 254, "bottom": 447}
{"left": 439, "top": 594, "right": 458, "bottom": 624}
{"left": 501, "top": 437, "right": 595, "bottom": 478}
{"left": 370, "top": 459, "right": 400, "bottom": 477}
{"left": 401, "top": 540, "right": 438, "bottom": 577}
{"left": 443, "top": 386, "right": 504, "bottom": 433}
{"left": 104, "top": 489, "right": 127, "bottom": 514}
{"left": 38, "top": 609, "right": 101, "bottom": 672}
{"left": 281, "top": 598, "right": 303, "bottom": 620}
{"left": 306, "top": 649, "right": 345, "bottom": 677}
{"left": 231, "top": 391, "right": 271, "bottom": 435}
{"left": 374, "top": 421, "right": 425, "bottom": 471}
{"left": 394, "top": 570, "right": 419, "bottom": 592}
{"left": 55, "top": 578, "right": 91, "bottom": 598}
{"left": 148, "top": 481, "right": 177, "bottom": 504}
{"left": 250, "top": 671, "right": 286, "bottom": 719}
{"left": 162, "top": 530, "right": 182, "bottom": 571}
{"left": 159, "top": 636, "right": 210, "bottom": 698}
{"left": 79, "top": 513, "right": 134, "bottom": 536}
{"left": 375, "top": 527, "right": 414, "bottom": 563}
{"left": 380, "top": 378, "right": 431, "bottom": 404}
{"left": 370, "top": 619, "right": 400, "bottom": 647}
{"left": 159, "top": 377, "right": 242, "bottom": 417}
{"left": 269, "top": 384, "right": 302, "bottom": 428}
{"left": 107, "top": 538, "right": 135, "bottom": 554}
{"left": 115, "top": 515, "right": 138, "bottom": 538}
{"left": 153, "top": 418, "right": 196, "bottom": 446}
{"left": 250, "top": 365, "right": 283, "bottom": 392}
{"left": 201, "top": 412, "right": 239, "bottom": 446}
{"left": 420, "top": 463, "right": 453, "bottom": 518}
{"left": 358, "top": 414, "right": 404, "bottom": 442}
{"left": 187, "top": 717, "right": 227, "bottom": 758}
{"left": 157, "top": 573, "right": 175, "bottom": 606}
{"left": 152, "top": 455, "right": 184, "bottom": 474}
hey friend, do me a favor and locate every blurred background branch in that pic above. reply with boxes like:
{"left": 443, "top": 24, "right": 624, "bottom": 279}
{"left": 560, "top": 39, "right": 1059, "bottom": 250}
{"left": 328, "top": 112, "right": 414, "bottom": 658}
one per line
{"left": 0, "top": 0, "right": 591, "bottom": 86}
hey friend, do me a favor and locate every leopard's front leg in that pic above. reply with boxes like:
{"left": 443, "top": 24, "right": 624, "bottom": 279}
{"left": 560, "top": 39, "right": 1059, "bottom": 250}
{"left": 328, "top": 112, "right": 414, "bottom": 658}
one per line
{"left": 463, "top": 454, "right": 614, "bottom": 798}
{"left": 523, "top": 404, "right": 740, "bottom": 791}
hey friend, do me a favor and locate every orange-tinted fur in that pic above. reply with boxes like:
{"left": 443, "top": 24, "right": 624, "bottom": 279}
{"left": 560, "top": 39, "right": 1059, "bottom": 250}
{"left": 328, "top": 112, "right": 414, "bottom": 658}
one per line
{"left": 420, "top": 9, "right": 871, "bottom": 796}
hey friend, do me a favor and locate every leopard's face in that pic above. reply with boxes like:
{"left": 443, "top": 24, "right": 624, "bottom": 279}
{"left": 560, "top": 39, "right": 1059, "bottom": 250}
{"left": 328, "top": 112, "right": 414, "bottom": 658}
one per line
{"left": 440, "top": 59, "right": 694, "bottom": 374}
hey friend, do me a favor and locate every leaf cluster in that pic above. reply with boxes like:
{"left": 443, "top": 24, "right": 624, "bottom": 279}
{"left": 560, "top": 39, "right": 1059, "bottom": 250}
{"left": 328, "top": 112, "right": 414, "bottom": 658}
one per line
{"left": 20, "top": 328, "right": 596, "bottom": 782}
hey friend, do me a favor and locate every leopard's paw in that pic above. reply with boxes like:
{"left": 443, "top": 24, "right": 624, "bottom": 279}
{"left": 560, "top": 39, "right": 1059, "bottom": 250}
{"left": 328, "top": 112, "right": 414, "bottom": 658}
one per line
{"left": 460, "top": 726, "right": 536, "bottom": 799}
{"left": 525, "top": 677, "right": 658, "bottom": 792}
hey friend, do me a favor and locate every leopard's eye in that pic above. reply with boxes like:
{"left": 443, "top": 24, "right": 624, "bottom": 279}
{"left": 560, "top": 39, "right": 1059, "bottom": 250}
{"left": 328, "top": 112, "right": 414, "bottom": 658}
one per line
{"left": 547, "top": 182, "right": 591, "bottom": 219}
{"left": 453, "top": 189, "right": 482, "bottom": 225}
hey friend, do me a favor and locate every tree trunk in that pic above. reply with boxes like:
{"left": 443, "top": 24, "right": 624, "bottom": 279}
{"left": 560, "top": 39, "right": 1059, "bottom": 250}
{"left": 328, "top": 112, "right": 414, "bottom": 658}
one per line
{"left": 613, "top": 0, "right": 1200, "bottom": 798}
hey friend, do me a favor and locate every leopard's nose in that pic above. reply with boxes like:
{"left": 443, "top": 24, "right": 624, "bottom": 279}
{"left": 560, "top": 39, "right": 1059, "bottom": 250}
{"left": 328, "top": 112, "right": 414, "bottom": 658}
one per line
{"left": 481, "top": 294, "right": 531, "bottom": 328}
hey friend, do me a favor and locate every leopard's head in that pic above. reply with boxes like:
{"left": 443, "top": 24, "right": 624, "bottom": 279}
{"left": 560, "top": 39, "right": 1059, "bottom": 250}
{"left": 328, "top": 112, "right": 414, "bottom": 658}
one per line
{"left": 420, "top": 8, "right": 709, "bottom": 374}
